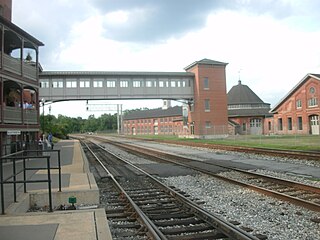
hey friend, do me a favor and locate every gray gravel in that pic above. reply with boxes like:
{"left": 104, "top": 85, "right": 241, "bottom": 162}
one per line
{"left": 162, "top": 174, "right": 320, "bottom": 240}
{"left": 95, "top": 136, "right": 320, "bottom": 239}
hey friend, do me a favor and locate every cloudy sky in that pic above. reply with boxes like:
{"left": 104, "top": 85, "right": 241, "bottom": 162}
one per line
{"left": 12, "top": 0, "right": 320, "bottom": 118}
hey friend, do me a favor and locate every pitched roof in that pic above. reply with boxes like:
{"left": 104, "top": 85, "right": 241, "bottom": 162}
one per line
{"left": 184, "top": 58, "right": 228, "bottom": 71}
{"left": 0, "top": 15, "right": 44, "bottom": 47}
{"left": 228, "top": 80, "right": 265, "bottom": 104}
{"left": 123, "top": 106, "right": 182, "bottom": 120}
{"left": 270, "top": 73, "right": 320, "bottom": 113}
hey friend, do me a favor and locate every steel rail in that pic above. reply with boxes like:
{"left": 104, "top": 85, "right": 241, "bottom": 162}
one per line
{"left": 85, "top": 139, "right": 260, "bottom": 240}
{"left": 118, "top": 136, "right": 320, "bottom": 160}
{"left": 98, "top": 137, "right": 320, "bottom": 212}
{"left": 83, "top": 141, "right": 165, "bottom": 240}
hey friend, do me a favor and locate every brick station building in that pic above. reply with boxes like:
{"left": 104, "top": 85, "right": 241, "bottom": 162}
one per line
{"left": 227, "top": 80, "right": 271, "bottom": 135}
{"left": 123, "top": 104, "right": 187, "bottom": 136}
{"left": 269, "top": 73, "right": 320, "bottom": 135}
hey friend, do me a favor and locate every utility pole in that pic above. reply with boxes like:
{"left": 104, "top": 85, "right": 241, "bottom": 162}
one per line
{"left": 86, "top": 102, "right": 123, "bottom": 134}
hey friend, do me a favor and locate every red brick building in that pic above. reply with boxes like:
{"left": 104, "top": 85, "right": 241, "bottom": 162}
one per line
{"left": 269, "top": 74, "right": 320, "bottom": 135}
{"left": 227, "top": 80, "right": 271, "bottom": 135}
{"left": 123, "top": 105, "right": 187, "bottom": 136}
{"left": 185, "top": 59, "right": 229, "bottom": 137}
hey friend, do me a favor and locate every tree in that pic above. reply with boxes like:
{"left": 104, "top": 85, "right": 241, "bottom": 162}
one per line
{"left": 40, "top": 113, "right": 118, "bottom": 139}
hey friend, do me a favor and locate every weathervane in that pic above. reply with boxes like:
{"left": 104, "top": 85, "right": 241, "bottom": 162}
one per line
{"left": 238, "top": 69, "right": 242, "bottom": 84}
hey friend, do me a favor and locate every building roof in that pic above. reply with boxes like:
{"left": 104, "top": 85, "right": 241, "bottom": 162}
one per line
{"left": 227, "top": 80, "right": 271, "bottom": 117}
{"left": 0, "top": 15, "right": 44, "bottom": 47}
{"left": 270, "top": 73, "right": 320, "bottom": 113}
{"left": 123, "top": 106, "right": 182, "bottom": 120}
{"left": 184, "top": 58, "right": 228, "bottom": 71}
{"left": 228, "top": 108, "right": 272, "bottom": 118}
{"left": 41, "top": 71, "right": 194, "bottom": 78}
{"left": 228, "top": 80, "right": 265, "bottom": 104}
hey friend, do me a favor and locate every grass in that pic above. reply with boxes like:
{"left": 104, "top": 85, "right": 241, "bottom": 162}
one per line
{"left": 123, "top": 134, "right": 320, "bottom": 152}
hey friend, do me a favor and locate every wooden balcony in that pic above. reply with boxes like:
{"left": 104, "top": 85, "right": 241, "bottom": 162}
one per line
{"left": 23, "top": 109, "right": 38, "bottom": 124}
{"left": 2, "top": 53, "right": 37, "bottom": 81}
{"left": 2, "top": 106, "right": 38, "bottom": 124}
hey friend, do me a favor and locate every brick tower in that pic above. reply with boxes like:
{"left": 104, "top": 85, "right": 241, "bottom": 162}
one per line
{"left": 185, "top": 59, "right": 228, "bottom": 138}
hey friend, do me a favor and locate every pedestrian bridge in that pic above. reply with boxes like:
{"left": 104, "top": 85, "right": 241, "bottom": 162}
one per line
{"left": 39, "top": 71, "right": 195, "bottom": 102}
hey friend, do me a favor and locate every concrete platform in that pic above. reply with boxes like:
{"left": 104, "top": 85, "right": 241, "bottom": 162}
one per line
{"left": 0, "top": 139, "right": 112, "bottom": 240}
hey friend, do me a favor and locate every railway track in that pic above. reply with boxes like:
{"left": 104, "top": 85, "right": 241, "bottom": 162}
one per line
{"left": 91, "top": 136, "right": 320, "bottom": 213}
{"left": 81, "top": 140, "right": 261, "bottom": 240}
{"left": 122, "top": 137, "right": 320, "bottom": 161}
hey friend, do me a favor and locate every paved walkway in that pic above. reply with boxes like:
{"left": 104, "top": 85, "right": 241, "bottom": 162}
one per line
{"left": 0, "top": 139, "right": 112, "bottom": 240}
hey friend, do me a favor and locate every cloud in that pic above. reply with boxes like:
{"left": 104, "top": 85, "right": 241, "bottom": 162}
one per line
{"left": 10, "top": 0, "right": 320, "bottom": 112}
{"left": 12, "top": 0, "right": 93, "bottom": 69}
{"left": 90, "top": 0, "right": 309, "bottom": 42}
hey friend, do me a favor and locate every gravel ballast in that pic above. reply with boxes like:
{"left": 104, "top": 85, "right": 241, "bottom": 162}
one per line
{"left": 162, "top": 174, "right": 320, "bottom": 240}
{"left": 96, "top": 137, "right": 320, "bottom": 239}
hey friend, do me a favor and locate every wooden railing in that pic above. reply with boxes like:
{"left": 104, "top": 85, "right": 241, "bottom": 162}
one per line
{"left": 2, "top": 54, "right": 37, "bottom": 81}
{"left": 23, "top": 109, "right": 38, "bottom": 124}
{"left": 3, "top": 106, "right": 22, "bottom": 123}
{"left": 2, "top": 106, "right": 38, "bottom": 124}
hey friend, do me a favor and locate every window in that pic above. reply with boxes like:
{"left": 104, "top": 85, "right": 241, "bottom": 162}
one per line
{"left": 288, "top": 117, "right": 292, "bottom": 130}
{"left": 133, "top": 81, "right": 141, "bottom": 87}
{"left": 296, "top": 99, "right": 302, "bottom": 108}
{"left": 177, "top": 81, "right": 181, "bottom": 87}
{"left": 40, "top": 80, "right": 49, "bottom": 88}
{"left": 93, "top": 80, "right": 103, "bottom": 88}
{"left": 107, "top": 81, "right": 115, "bottom": 88}
{"left": 250, "top": 118, "right": 262, "bottom": 127}
{"left": 268, "top": 121, "right": 271, "bottom": 131}
{"left": 80, "top": 81, "right": 90, "bottom": 88}
{"left": 159, "top": 81, "right": 164, "bottom": 87}
{"left": 297, "top": 116, "right": 303, "bottom": 130}
{"left": 204, "top": 77, "right": 209, "bottom": 89}
{"left": 310, "top": 87, "right": 315, "bottom": 94}
{"left": 170, "top": 81, "right": 176, "bottom": 87}
{"left": 278, "top": 118, "right": 283, "bottom": 131}
{"left": 308, "top": 98, "right": 318, "bottom": 107}
{"left": 66, "top": 81, "right": 77, "bottom": 88}
{"left": 242, "top": 123, "right": 246, "bottom": 131}
{"left": 205, "top": 121, "right": 211, "bottom": 128}
{"left": 146, "top": 81, "right": 152, "bottom": 87}
{"left": 182, "top": 80, "right": 186, "bottom": 87}
{"left": 204, "top": 99, "right": 210, "bottom": 112}
{"left": 120, "top": 81, "right": 128, "bottom": 88}
{"left": 310, "top": 115, "right": 319, "bottom": 126}
{"left": 52, "top": 80, "right": 63, "bottom": 88}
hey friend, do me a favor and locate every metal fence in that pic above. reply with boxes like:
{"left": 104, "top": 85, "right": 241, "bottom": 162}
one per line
{"left": 0, "top": 149, "right": 61, "bottom": 214}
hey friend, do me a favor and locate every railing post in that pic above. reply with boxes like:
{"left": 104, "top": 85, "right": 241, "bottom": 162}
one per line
{"left": 0, "top": 158, "right": 4, "bottom": 214}
{"left": 23, "top": 157, "right": 27, "bottom": 193}
{"left": 13, "top": 158, "right": 17, "bottom": 202}
{"left": 58, "top": 150, "right": 61, "bottom": 192}
{"left": 46, "top": 156, "right": 53, "bottom": 212}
